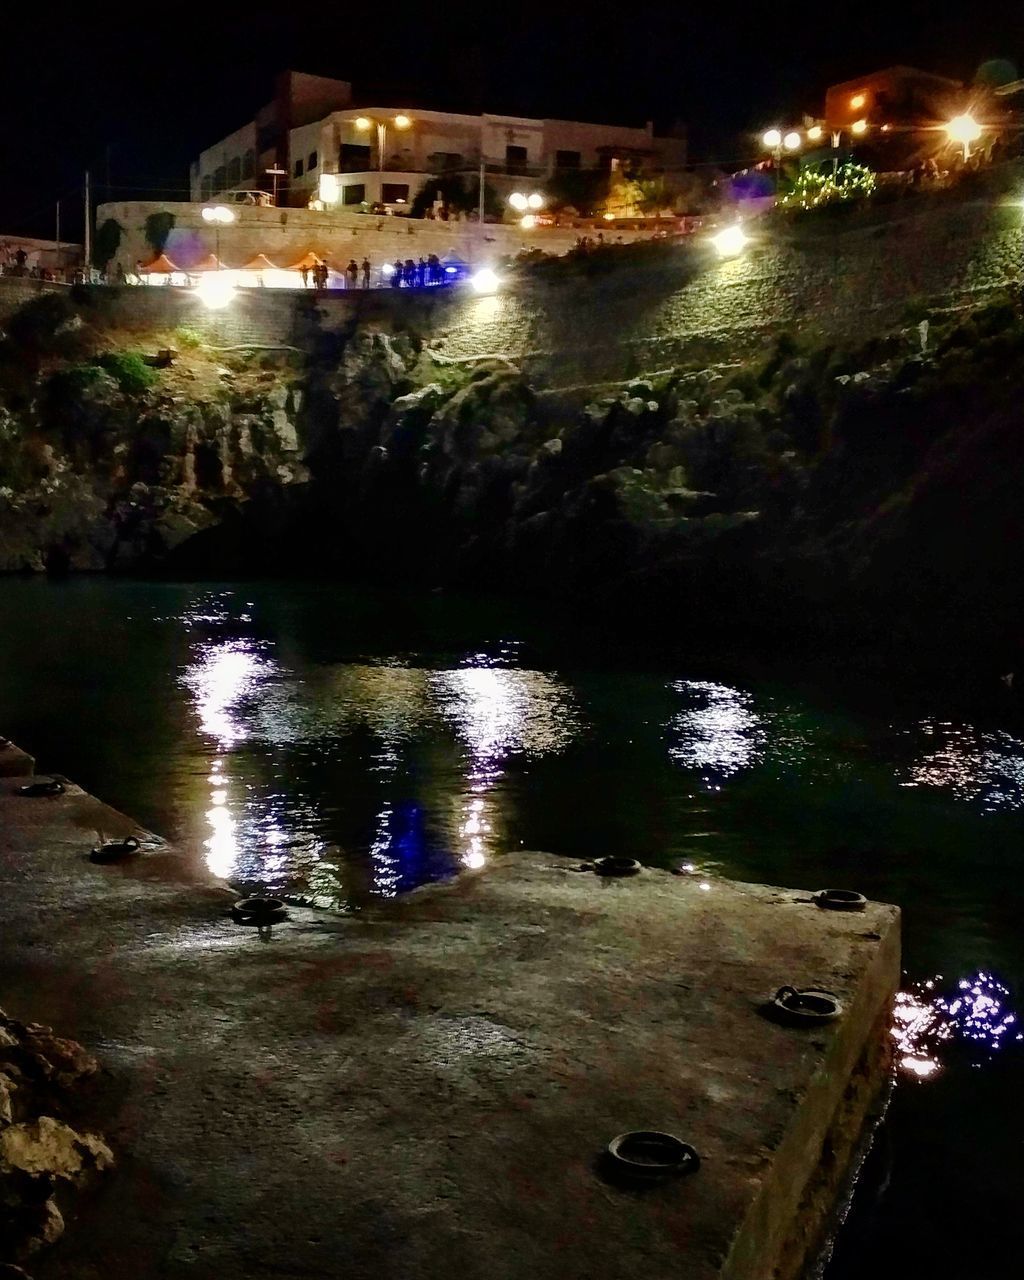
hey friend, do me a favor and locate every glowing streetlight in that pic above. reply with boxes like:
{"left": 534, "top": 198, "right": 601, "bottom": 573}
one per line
{"left": 201, "top": 205, "right": 235, "bottom": 267}
{"left": 783, "top": 131, "right": 802, "bottom": 151}
{"left": 763, "top": 129, "right": 783, "bottom": 150}
{"left": 526, "top": 192, "right": 544, "bottom": 210}
{"left": 850, "top": 93, "right": 866, "bottom": 110}
{"left": 851, "top": 119, "right": 868, "bottom": 136}
{"left": 711, "top": 224, "right": 748, "bottom": 258}
{"left": 520, "top": 214, "right": 537, "bottom": 229}
{"left": 946, "top": 113, "right": 982, "bottom": 162}
{"left": 470, "top": 267, "right": 500, "bottom": 294}
{"left": 355, "top": 114, "right": 413, "bottom": 174}
{"left": 807, "top": 125, "right": 823, "bottom": 142}
{"left": 509, "top": 192, "right": 528, "bottom": 211}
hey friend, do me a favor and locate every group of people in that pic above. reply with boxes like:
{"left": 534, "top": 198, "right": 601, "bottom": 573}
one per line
{"left": 389, "top": 255, "right": 448, "bottom": 288}
{"left": 298, "top": 258, "right": 374, "bottom": 289}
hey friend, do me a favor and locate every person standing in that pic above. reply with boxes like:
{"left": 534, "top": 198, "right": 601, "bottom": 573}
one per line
{"left": 361, "top": 257, "right": 371, "bottom": 288}
{"left": 300, "top": 263, "right": 310, "bottom": 288}
{"left": 416, "top": 257, "right": 427, "bottom": 287}
{"left": 346, "top": 259, "right": 358, "bottom": 289}
{"left": 391, "top": 259, "right": 403, "bottom": 288}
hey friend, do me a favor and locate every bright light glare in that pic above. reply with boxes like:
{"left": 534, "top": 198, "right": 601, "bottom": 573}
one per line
{"left": 355, "top": 116, "right": 371, "bottom": 130}
{"left": 520, "top": 214, "right": 537, "bottom": 229}
{"left": 527, "top": 192, "right": 544, "bottom": 210}
{"left": 850, "top": 93, "right": 866, "bottom": 110}
{"left": 946, "top": 113, "right": 982, "bottom": 146}
{"left": 807, "top": 125, "right": 823, "bottom": 141}
{"left": 470, "top": 267, "right": 500, "bottom": 294}
{"left": 195, "top": 273, "right": 236, "bottom": 310}
{"left": 851, "top": 118, "right": 868, "bottom": 135}
{"left": 202, "top": 205, "right": 234, "bottom": 224}
{"left": 762, "top": 128, "right": 782, "bottom": 149}
{"left": 394, "top": 114, "right": 412, "bottom": 129}
{"left": 508, "top": 192, "right": 528, "bottom": 211}
{"left": 381, "top": 262, "right": 394, "bottom": 275}
{"left": 783, "top": 131, "right": 802, "bottom": 151}
{"left": 710, "top": 225, "right": 748, "bottom": 258}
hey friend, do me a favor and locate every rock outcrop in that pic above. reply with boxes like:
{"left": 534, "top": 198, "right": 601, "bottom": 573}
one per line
{"left": 0, "top": 1008, "right": 112, "bottom": 1271}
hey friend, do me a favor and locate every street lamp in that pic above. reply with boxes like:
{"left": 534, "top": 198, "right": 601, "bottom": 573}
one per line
{"left": 509, "top": 191, "right": 544, "bottom": 211}
{"left": 762, "top": 128, "right": 801, "bottom": 196}
{"left": 355, "top": 114, "right": 413, "bottom": 174}
{"left": 946, "top": 113, "right": 982, "bottom": 163}
{"left": 201, "top": 205, "right": 235, "bottom": 267}
{"left": 265, "top": 167, "right": 286, "bottom": 205}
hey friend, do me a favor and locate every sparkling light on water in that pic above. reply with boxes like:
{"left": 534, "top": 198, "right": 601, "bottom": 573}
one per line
{"left": 901, "top": 719, "right": 1024, "bottom": 812}
{"left": 667, "top": 681, "right": 766, "bottom": 777}
{"left": 893, "top": 972, "right": 1021, "bottom": 1081}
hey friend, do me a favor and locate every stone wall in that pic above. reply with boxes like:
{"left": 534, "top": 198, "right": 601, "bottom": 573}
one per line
{"left": 7, "top": 194, "right": 1023, "bottom": 384}
{"left": 94, "top": 200, "right": 658, "bottom": 281}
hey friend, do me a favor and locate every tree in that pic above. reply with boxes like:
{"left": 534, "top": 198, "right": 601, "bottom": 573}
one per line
{"left": 143, "top": 211, "right": 175, "bottom": 255}
{"left": 92, "top": 218, "right": 123, "bottom": 270}
{"left": 410, "top": 175, "right": 501, "bottom": 219}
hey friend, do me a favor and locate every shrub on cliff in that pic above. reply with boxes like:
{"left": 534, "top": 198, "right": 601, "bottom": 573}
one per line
{"left": 95, "top": 352, "right": 156, "bottom": 395}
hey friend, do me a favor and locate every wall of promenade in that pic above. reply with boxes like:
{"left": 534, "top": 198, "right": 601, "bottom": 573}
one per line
{"left": 5, "top": 194, "right": 1022, "bottom": 384}
{"left": 94, "top": 200, "right": 663, "bottom": 281}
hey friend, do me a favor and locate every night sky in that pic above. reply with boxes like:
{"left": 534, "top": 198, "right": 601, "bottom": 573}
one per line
{"left": 3, "top": 2, "right": 1022, "bottom": 238}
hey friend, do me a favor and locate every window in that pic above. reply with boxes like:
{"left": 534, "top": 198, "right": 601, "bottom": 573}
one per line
{"left": 228, "top": 156, "right": 241, "bottom": 186}
{"left": 213, "top": 165, "right": 227, "bottom": 193}
{"left": 294, "top": 157, "right": 304, "bottom": 178}
{"left": 555, "top": 149, "right": 581, "bottom": 169}
{"left": 200, "top": 175, "right": 212, "bottom": 200}
{"left": 342, "top": 182, "right": 365, "bottom": 205}
{"left": 381, "top": 183, "right": 409, "bottom": 204}
{"left": 505, "top": 144, "right": 528, "bottom": 175}
{"left": 339, "top": 143, "right": 371, "bottom": 172}
{"left": 242, "top": 149, "right": 255, "bottom": 179}
{"left": 308, "top": 150, "right": 318, "bottom": 170}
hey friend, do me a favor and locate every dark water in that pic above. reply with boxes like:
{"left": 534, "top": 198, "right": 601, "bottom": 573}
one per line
{"left": 1, "top": 579, "right": 1021, "bottom": 1275}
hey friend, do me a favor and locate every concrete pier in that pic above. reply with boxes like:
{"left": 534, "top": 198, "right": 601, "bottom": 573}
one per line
{"left": 0, "top": 757, "right": 899, "bottom": 1280}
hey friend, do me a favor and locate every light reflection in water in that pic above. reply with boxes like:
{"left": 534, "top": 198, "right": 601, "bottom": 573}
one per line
{"left": 430, "top": 663, "right": 580, "bottom": 870}
{"left": 893, "top": 971, "right": 1021, "bottom": 1081}
{"left": 180, "top": 638, "right": 280, "bottom": 879}
{"left": 901, "top": 719, "right": 1024, "bottom": 812}
{"left": 667, "top": 680, "right": 765, "bottom": 778}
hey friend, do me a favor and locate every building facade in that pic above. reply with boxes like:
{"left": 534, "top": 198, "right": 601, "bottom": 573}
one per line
{"left": 190, "top": 72, "right": 687, "bottom": 213}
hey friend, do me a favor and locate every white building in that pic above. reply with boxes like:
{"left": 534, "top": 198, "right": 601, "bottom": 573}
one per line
{"left": 191, "top": 72, "right": 686, "bottom": 214}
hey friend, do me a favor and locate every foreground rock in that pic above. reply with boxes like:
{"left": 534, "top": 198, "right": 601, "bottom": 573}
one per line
{"left": 0, "top": 1009, "right": 112, "bottom": 1270}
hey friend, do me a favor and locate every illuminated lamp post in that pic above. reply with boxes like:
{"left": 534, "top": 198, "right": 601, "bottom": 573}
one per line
{"left": 201, "top": 204, "right": 235, "bottom": 266}
{"left": 508, "top": 191, "right": 545, "bottom": 226}
{"left": 763, "top": 128, "right": 802, "bottom": 196}
{"left": 355, "top": 114, "right": 413, "bottom": 176}
{"left": 946, "top": 113, "right": 982, "bottom": 164}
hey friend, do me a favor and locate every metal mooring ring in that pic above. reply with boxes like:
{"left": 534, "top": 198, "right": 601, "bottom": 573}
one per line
{"left": 16, "top": 778, "right": 65, "bottom": 798}
{"left": 593, "top": 856, "right": 642, "bottom": 878}
{"left": 90, "top": 836, "right": 141, "bottom": 864}
{"left": 769, "top": 985, "right": 843, "bottom": 1026}
{"left": 814, "top": 888, "right": 867, "bottom": 912}
{"left": 231, "top": 896, "right": 287, "bottom": 925}
{"left": 606, "top": 1131, "right": 701, "bottom": 1179}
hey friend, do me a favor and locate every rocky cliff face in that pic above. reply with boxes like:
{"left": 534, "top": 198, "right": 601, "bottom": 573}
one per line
{"left": 3, "top": 286, "right": 1024, "bottom": 663}
{"left": 0, "top": 293, "right": 307, "bottom": 572}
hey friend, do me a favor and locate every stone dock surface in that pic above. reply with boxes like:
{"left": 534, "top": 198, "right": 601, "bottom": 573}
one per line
{"left": 0, "top": 755, "right": 900, "bottom": 1280}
